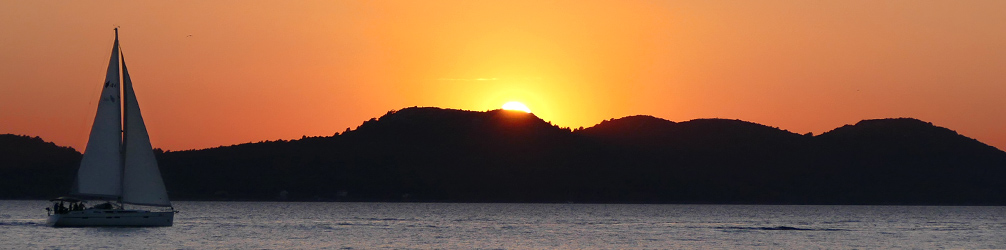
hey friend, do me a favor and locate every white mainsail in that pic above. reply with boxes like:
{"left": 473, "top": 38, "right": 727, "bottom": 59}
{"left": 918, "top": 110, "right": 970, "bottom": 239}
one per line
{"left": 121, "top": 56, "right": 172, "bottom": 207}
{"left": 73, "top": 33, "right": 123, "bottom": 199}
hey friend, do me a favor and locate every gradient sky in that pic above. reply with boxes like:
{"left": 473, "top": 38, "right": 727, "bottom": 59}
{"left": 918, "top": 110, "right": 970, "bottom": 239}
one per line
{"left": 2, "top": 1, "right": 1004, "bottom": 151}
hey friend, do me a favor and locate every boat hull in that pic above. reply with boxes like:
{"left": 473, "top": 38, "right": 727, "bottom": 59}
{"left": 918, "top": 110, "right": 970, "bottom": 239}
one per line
{"left": 47, "top": 209, "right": 173, "bottom": 227}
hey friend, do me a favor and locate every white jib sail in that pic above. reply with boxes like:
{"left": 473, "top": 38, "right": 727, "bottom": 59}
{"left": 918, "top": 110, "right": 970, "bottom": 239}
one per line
{"left": 73, "top": 33, "right": 122, "bottom": 199}
{"left": 121, "top": 54, "right": 172, "bottom": 207}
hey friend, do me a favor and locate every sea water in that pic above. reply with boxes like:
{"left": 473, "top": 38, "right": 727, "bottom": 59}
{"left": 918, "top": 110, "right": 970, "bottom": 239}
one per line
{"left": 1, "top": 201, "right": 1004, "bottom": 249}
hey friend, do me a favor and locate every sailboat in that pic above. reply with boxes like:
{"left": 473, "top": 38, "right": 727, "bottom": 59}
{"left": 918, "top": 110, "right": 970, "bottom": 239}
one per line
{"left": 47, "top": 28, "right": 174, "bottom": 227}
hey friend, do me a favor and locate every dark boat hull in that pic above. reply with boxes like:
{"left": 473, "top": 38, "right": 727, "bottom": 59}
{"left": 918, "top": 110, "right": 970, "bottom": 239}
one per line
{"left": 47, "top": 209, "right": 173, "bottom": 227}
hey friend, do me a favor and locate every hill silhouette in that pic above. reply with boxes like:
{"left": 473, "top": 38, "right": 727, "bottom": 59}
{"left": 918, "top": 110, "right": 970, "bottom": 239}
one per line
{"left": 3, "top": 107, "right": 1005, "bottom": 204}
{"left": 811, "top": 118, "right": 1006, "bottom": 204}
{"left": 0, "top": 134, "right": 80, "bottom": 199}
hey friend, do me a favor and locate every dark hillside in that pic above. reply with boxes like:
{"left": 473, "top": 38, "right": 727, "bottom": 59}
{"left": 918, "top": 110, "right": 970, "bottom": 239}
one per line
{"left": 575, "top": 116, "right": 816, "bottom": 203}
{"left": 161, "top": 108, "right": 584, "bottom": 202}
{"left": 4, "top": 109, "right": 1005, "bottom": 204}
{"left": 0, "top": 134, "right": 80, "bottom": 199}
{"left": 810, "top": 118, "right": 1006, "bottom": 204}
{"left": 339, "top": 108, "right": 581, "bottom": 202}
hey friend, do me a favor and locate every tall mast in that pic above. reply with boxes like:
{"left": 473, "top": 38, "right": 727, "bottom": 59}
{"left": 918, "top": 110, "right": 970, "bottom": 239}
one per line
{"left": 116, "top": 28, "right": 127, "bottom": 208}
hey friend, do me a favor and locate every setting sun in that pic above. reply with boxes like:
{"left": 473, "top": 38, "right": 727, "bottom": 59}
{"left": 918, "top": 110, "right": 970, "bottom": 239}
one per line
{"left": 501, "top": 101, "right": 531, "bottom": 113}
{"left": 1, "top": 1, "right": 1005, "bottom": 152}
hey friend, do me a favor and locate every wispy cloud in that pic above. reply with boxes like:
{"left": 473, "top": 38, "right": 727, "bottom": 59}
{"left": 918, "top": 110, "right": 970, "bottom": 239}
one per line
{"left": 438, "top": 78, "right": 500, "bottom": 81}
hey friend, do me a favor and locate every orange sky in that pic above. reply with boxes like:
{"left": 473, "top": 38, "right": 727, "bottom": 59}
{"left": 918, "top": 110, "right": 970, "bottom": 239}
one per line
{"left": 2, "top": 1, "right": 1005, "bottom": 151}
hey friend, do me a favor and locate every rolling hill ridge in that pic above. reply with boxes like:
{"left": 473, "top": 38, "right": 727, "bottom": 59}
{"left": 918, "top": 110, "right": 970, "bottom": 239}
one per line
{"left": 3, "top": 107, "right": 1005, "bottom": 204}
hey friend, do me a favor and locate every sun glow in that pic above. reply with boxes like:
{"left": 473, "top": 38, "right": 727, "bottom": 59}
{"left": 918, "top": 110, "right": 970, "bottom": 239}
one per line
{"left": 501, "top": 101, "right": 532, "bottom": 113}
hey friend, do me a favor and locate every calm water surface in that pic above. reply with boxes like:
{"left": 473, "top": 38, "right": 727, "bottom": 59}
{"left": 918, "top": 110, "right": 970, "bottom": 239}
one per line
{"left": 1, "top": 201, "right": 1004, "bottom": 249}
